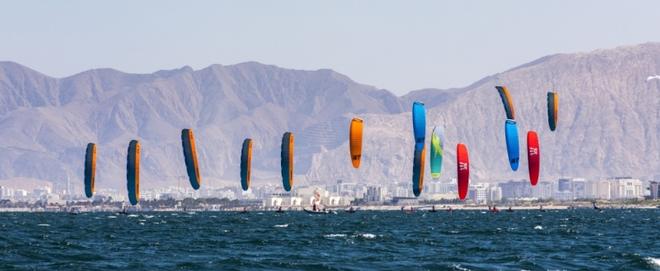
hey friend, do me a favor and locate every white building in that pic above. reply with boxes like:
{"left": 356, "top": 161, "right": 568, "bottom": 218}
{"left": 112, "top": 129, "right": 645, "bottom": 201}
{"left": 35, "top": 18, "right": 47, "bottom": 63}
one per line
{"left": 469, "top": 183, "right": 497, "bottom": 204}
{"left": 610, "top": 177, "right": 643, "bottom": 199}
{"left": 365, "top": 186, "right": 384, "bottom": 202}
{"left": 586, "top": 180, "right": 611, "bottom": 200}
{"left": 532, "top": 181, "right": 555, "bottom": 199}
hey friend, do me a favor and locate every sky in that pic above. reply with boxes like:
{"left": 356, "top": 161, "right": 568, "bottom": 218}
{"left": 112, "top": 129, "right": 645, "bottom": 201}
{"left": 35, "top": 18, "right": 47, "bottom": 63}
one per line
{"left": 1, "top": 0, "right": 659, "bottom": 95}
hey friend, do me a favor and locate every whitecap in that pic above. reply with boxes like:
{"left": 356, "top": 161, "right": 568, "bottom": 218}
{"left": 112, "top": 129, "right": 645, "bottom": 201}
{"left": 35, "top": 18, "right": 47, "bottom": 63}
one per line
{"left": 37, "top": 224, "right": 50, "bottom": 227}
{"left": 273, "top": 224, "right": 288, "bottom": 228}
{"left": 107, "top": 216, "right": 117, "bottom": 219}
{"left": 143, "top": 215, "right": 154, "bottom": 219}
{"left": 359, "top": 233, "right": 376, "bottom": 239}
{"left": 534, "top": 225, "right": 543, "bottom": 230}
{"left": 324, "top": 234, "right": 347, "bottom": 238}
{"left": 452, "top": 264, "right": 471, "bottom": 271}
{"left": 127, "top": 214, "right": 139, "bottom": 218}
{"left": 645, "top": 257, "right": 660, "bottom": 268}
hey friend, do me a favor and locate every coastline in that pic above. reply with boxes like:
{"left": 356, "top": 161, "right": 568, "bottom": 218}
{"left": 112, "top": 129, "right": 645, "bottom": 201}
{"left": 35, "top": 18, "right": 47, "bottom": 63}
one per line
{"left": 1, "top": 203, "right": 657, "bottom": 213}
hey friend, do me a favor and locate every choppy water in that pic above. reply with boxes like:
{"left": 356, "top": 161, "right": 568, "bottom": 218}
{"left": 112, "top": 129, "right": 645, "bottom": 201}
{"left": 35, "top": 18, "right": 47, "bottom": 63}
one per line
{"left": 0, "top": 209, "right": 658, "bottom": 270}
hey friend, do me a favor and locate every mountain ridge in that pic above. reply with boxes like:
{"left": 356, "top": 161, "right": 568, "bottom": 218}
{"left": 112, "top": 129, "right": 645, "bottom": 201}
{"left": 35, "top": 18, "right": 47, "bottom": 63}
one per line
{"left": 0, "top": 43, "right": 658, "bottom": 193}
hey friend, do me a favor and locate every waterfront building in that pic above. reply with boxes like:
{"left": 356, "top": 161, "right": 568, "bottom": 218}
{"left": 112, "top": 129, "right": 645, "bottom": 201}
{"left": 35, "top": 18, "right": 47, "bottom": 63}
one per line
{"left": 531, "top": 181, "right": 554, "bottom": 199}
{"left": 468, "top": 183, "right": 490, "bottom": 204}
{"left": 571, "top": 178, "right": 587, "bottom": 199}
{"left": 499, "top": 180, "right": 532, "bottom": 200}
{"left": 650, "top": 181, "right": 659, "bottom": 200}
{"left": 365, "top": 186, "right": 384, "bottom": 202}
{"left": 609, "top": 177, "right": 643, "bottom": 199}
{"left": 586, "top": 180, "right": 611, "bottom": 200}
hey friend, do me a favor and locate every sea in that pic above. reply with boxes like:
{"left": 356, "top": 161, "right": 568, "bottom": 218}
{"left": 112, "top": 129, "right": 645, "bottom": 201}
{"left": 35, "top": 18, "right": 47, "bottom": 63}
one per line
{"left": 0, "top": 209, "right": 658, "bottom": 270}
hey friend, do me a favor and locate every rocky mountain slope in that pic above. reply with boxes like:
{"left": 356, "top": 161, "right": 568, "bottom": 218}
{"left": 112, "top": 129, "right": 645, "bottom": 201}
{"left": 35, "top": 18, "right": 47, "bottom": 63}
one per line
{"left": 0, "top": 43, "right": 658, "bottom": 192}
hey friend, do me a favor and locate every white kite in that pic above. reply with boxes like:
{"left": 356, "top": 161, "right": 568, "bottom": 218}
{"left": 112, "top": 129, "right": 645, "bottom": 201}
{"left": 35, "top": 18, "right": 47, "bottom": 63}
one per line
{"left": 647, "top": 75, "right": 660, "bottom": 81}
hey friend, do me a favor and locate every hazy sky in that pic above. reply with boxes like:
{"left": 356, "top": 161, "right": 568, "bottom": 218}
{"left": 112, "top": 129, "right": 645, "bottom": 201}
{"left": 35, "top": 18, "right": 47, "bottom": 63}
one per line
{"left": 1, "top": 1, "right": 659, "bottom": 94}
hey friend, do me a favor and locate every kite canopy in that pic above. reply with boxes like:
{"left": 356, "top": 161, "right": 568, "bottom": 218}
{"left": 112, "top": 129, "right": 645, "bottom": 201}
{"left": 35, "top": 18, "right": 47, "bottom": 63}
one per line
{"left": 547, "top": 92, "right": 558, "bottom": 131}
{"left": 527, "top": 131, "right": 540, "bottom": 186}
{"left": 349, "top": 118, "right": 364, "bottom": 169}
{"left": 412, "top": 101, "right": 426, "bottom": 150}
{"left": 495, "top": 86, "right": 516, "bottom": 120}
{"left": 505, "top": 119, "right": 520, "bottom": 171}
{"left": 456, "top": 143, "right": 470, "bottom": 200}
{"left": 280, "top": 132, "right": 294, "bottom": 191}
{"left": 83, "top": 143, "right": 96, "bottom": 198}
{"left": 181, "top": 129, "right": 201, "bottom": 190}
{"left": 429, "top": 127, "right": 443, "bottom": 179}
{"left": 126, "top": 140, "right": 141, "bottom": 205}
{"left": 412, "top": 146, "right": 426, "bottom": 197}
{"left": 240, "top": 138, "right": 253, "bottom": 191}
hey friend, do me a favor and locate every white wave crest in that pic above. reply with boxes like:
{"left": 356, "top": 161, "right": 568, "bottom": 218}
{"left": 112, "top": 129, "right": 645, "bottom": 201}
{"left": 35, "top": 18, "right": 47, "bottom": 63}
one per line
{"left": 324, "top": 234, "right": 347, "bottom": 238}
{"left": 646, "top": 257, "right": 660, "bottom": 269}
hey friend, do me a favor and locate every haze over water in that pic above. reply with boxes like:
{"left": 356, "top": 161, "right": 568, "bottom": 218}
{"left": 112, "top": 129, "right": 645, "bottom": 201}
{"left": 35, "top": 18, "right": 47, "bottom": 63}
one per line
{"left": 1, "top": 209, "right": 658, "bottom": 270}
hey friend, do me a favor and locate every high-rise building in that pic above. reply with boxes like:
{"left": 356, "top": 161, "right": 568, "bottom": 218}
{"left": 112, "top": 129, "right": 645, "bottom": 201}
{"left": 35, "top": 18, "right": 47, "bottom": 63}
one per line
{"left": 557, "top": 178, "right": 572, "bottom": 192}
{"left": 489, "top": 186, "right": 502, "bottom": 202}
{"left": 365, "top": 186, "right": 383, "bottom": 202}
{"left": 532, "top": 181, "right": 554, "bottom": 199}
{"left": 571, "top": 178, "right": 587, "bottom": 199}
{"left": 499, "top": 180, "right": 532, "bottom": 200}
{"left": 650, "top": 181, "right": 659, "bottom": 200}
{"left": 468, "top": 183, "right": 490, "bottom": 204}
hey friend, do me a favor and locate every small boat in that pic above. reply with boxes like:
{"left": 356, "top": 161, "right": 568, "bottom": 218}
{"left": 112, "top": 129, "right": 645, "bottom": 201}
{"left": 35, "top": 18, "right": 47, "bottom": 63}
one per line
{"left": 489, "top": 205, "right": 499, "bottom": 213}
{"left": 345, "top": 207, "right": 357, "bottom": 213}
{"left": 239, "top": 207, "right": 249, "bottom": 214}
{"left": 539, "top": 205, "right": 547, "bottom": 212}
{"left": 428, "top": 205, "right": 438, "bottom": 213}
{"left": 506, "top": 206, "right": 514, "bottom": 212}
{"left": 275, "top": 206, "right": 285, "bottom": 213}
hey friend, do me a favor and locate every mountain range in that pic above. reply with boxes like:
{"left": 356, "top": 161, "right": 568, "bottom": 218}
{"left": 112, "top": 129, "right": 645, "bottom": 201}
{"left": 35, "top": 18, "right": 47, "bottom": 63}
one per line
{"left": 0, "top": 43, "right": 658, "bottom": 192}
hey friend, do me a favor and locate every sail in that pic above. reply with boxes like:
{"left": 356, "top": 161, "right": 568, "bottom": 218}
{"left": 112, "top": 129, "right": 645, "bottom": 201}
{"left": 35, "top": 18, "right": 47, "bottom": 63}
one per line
{"left": 181, "top": 129, "right": 201, "bottom": 190}
{"left": 280, "top": 132, "right": 294, "bottom": 191}
{"left": 349, "top": 118, "right": 364, "bottom": 169}
{"left": 495, "top": 86, "right": 516, "bottom": 120}
{"left": 412, "top": 101, "right": 426, "bottom": 150}
{"left": 412, "top": 146, "right": 426, "bottom": 197}
{"left": 126, "top": 140, "right": 141, "bottom": 205}
{"left": 547, "top": 92, "right": 558, "bottom": 131}
{"left": 83, "top": 143, "right": 96, "bottom": 198}
{"left": 457, "top": 143, "right": 470, "bottom": 200}
{"left": 429, "top": 127, "right": 443, "bottom": 179}
{"left": 240, "top": 138, "right": 253, "bottom": 191}
{"left": 505, "top": 119, "right": 520, "bottom": 171}
{"left": 527, "top": 131, "right": 540, "bottom": 186}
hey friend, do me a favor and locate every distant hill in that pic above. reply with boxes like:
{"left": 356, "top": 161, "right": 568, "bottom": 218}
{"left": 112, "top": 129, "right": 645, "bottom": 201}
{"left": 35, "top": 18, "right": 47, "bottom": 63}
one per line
{"left": 0, "top": 43, "right": 658, "bottom": 192}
